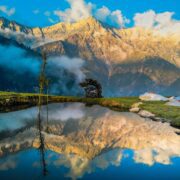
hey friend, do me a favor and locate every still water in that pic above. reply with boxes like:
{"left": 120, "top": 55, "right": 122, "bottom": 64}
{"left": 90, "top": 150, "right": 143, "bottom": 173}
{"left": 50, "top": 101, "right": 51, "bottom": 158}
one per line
{"left": 0, "top": 103, "right": 180, "bottom": 180}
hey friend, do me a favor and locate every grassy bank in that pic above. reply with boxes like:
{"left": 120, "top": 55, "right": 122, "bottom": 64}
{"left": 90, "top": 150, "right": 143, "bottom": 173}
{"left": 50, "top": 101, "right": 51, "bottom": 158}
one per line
{"left": 140, "top": 101, "right": 180, "bottom": 128}
{"left": 0, "top": 91, "right": 139, "bottom": 111}
{"left": 0, "top": 91, "right": 179, "bottom": 128}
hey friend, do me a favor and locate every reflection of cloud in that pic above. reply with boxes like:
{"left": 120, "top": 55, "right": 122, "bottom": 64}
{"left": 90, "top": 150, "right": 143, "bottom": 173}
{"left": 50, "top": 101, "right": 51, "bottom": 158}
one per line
{"left": 92, "top": 149, "right": 122, "bottom": 169}
{"left": 134, "top": 148, "right": 175, "bottom": 166}
{"left": 54, "top": 154, "right": 89, "bottom": 178}
{"left": 42, "top": 103, "right": 85, "bottom": 121}
{"left": 0, "top": 158, "right": 17, "bottom": 171}
{"left": 134, "top": 149, "right": 155, "bottom": 166}
{"left": 0, "top": 103, "right": 85, "bottom": 132}
{"left": 53, "top": 149, "right": 123, "bottom": 179}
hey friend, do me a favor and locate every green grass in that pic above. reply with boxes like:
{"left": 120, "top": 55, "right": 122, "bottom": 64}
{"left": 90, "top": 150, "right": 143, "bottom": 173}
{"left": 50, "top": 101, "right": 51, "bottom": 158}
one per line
{"left": 140, "top": 101, "right": 180, "bottom": 127}
{"left": 0, "top": 91, "right": 139, "bottom": 109}
{"left": 0, "top": 91, "right": 179, "bottom": 128}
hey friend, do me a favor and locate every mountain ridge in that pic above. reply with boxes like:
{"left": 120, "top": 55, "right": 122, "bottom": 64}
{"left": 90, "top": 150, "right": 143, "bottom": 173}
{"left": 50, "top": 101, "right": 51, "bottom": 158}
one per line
{"left": 0, "top": 16, "right": 179, "bottom": 96}
{"left": 1, "top": 16, "right": 179, "bottom": 67}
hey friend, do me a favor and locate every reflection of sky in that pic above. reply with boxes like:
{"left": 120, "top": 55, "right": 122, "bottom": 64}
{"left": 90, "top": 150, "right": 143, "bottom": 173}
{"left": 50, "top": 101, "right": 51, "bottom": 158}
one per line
{"left": 0, "top": 108, "right": 37, "bottom": 132}
{"left": 0, "top": 102, "right": 147, "bottom": 132}
{"left": 0, "top": 103, "right": 86, "bottom": 132}
{"left": 0, "top": 102, "right": 110, "bottom": 132}
{"left": 0, "top": 148, "right": 180, "bottom": 180}
{"left": 0, "top": 102, "right": 180, "bottom": 179}
{"left": 0, "top": 107, "right": 37, "bottom": 132}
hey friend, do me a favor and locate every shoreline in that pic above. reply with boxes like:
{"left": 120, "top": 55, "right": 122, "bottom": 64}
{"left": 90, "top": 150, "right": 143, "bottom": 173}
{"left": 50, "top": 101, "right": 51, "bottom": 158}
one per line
{"left": 0, "top": 91, "right": 180, "bottom": 129}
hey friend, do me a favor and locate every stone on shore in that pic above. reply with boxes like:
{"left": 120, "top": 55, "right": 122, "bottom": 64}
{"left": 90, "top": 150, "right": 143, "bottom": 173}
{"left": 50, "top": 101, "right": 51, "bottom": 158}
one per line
{"left": 130, "top": 107, "right": 140, "bottom": 113}
{"left": 138, "top": 110, "right": 155, "bottom": 118}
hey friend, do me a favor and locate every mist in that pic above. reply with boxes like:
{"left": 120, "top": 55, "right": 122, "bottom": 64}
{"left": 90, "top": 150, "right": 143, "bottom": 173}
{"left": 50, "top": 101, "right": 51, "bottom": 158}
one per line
{"left": 0, "top": 27, "right": 54, "bottom": 48}
{"left": 0, "top": 45, "right": 41, "bottom": 75}
{"left": 46, "top": 56, "right": 86, "bottom": 95}
{"left": 0, "top": 40, "right": 86, "bottom": 95}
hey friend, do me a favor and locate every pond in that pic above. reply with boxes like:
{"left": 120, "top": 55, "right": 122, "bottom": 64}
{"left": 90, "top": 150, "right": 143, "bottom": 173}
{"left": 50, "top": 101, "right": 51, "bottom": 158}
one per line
{"left": 0, "top": 103, "right": 180, "bottom": 180}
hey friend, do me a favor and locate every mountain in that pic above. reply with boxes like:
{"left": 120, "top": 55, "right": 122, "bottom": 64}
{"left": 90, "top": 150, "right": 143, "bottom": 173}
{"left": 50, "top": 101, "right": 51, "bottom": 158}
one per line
{"left": 0, "top": 16, "right": 179, "bottom": 96}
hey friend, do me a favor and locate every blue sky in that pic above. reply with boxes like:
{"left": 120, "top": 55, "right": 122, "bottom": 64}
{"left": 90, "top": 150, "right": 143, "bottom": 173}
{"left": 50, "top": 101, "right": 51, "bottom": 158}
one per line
{"left": 0, "top": 0, "right": 179, "bottom": 28}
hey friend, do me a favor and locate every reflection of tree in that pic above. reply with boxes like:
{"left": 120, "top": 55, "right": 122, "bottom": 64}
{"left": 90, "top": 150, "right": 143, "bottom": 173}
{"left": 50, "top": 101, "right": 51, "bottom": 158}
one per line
{"left": 45, "top": 79, "right": 49, "bottom": 133}
{"left": 37, "top": 52, "right": 48, "bottom": 176}
{"left": 37, "top": 117, "right": 48, "bottom": 176}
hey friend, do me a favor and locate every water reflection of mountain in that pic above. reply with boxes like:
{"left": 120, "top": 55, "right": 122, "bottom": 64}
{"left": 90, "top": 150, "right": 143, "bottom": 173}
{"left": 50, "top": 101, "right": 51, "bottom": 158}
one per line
{"left": 0, "top": 103, "right": 180, "bottom": 178}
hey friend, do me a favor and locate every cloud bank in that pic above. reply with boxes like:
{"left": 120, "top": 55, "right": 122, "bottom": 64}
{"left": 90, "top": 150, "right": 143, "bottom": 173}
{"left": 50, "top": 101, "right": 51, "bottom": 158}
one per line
{"left": 134, "top": 10, "right": 180, "bottom": 34}
{"left": 54, "top": 0, "right": 93, "bottom": 23}
{"left": 48, "top": 56, "right": 85, "bottom": 82}
{"left": 46, "top": 56, "right": 86, "bottom": 95}
{"left": 54, "top": 0, "right": 129, "bottom": 28}
{"left": 52, "top": 0, "right": 179, "bottom": 31}
{"left": 0, "top": 28, "right": 37, "bottom": 47}
{"left": 0, "top": 44, "right": 40, "bottom": 75}
{"left": 95, "top": 6, "right": 130, "bottom": 28}
{"left": 0, "top": 27, "right": 56, "bottom": 48}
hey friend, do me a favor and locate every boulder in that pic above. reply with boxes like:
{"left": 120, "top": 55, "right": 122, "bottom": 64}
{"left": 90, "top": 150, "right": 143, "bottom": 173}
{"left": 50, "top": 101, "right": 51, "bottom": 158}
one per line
{"left": 130, "top": 107, "right": 140, "bottom": 113}
{"left": 138, "top": 110, "right": 155, "bottom": 118}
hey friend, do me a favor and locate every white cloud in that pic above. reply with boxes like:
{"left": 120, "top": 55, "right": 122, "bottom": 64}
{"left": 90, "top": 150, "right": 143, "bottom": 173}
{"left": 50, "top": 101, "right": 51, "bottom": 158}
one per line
{"left": 48, "top": 56, "right": 85, "bottom": 82}
{"left": 95, "top": 7, "right": 130, "bottom": 28}
{"left": 95, "top": 6, "right": 110, "bottom": 22}
{"left": 134, "top": 10, "right": 180, "bottom": 34}
{"left": 33, "top": 9, "right": 40, "bottom": 14}
{"left": 54, "top": 0, "right": 93, "bottom": 23}
{"left": 95, "top": 6, "right": 129, "bottom": 28}
{"left": 53, "top": 0, "right": 129, "bottom": 28}
{"left": 44, "top": 11, "right": 51, "bottom": 17}
{"left": 134, "top": 10, "right": 156, "bottom": 28}
{"left": 109, "top": 10, "right": 130, "bottom": 28}
{"left": 0, "top": 5, "right": 15, "bottom": 16}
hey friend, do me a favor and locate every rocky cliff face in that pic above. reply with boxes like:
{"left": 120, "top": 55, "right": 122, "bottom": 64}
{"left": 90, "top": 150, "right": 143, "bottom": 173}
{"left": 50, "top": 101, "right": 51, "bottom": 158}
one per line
{"left": 0, "top": 17, "right": 179, "bottom": 96}
{"left": 1, "top": 17, "right": 179, "bottom": 66}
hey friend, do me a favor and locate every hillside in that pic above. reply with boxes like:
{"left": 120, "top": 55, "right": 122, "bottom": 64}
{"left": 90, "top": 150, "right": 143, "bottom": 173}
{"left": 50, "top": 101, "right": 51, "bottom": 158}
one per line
{"left": 0, "top": 17, "right": 179, "bottom": 96}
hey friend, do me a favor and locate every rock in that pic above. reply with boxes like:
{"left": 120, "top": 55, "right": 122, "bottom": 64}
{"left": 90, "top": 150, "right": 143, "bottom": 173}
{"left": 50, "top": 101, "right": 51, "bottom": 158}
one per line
{"left": 131, "top": 102, "right": 143, "bottom": 108}
{"left": 130, "top": 107, "right": 140, "bottom": 113}
{"left": 151, "top": 117, "right": 163, "bottom": 122}
{"left": 138, "top": 110, "right": 155, "bottom": 118}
